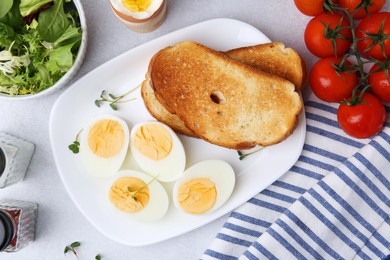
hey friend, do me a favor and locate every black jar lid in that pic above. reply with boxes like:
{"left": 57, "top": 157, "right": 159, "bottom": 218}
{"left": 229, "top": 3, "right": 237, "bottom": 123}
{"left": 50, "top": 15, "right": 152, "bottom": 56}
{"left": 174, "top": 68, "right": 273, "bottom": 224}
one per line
{"left": 0, "top": 211, "right": 14, "bottom": 251}
{"left": 0, "top": 147, "right": 5, "bottom": 178}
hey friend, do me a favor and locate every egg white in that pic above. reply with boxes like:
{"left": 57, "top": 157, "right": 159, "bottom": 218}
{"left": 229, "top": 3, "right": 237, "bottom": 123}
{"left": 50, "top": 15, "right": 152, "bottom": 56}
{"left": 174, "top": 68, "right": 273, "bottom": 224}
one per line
{"left": 107, "top": 170, "right": 169, "bottom": 222}
{"left": 80, "top": 114, "right": 129, "bottom": 178}
{"left": 110, "top": 0, "right": 163, "bottom": 19}
{"left": 130, "top": 121, "right": 186, "bottom": 182}
{"left": 172, "top": 159, "right": 236, "bottom": 214}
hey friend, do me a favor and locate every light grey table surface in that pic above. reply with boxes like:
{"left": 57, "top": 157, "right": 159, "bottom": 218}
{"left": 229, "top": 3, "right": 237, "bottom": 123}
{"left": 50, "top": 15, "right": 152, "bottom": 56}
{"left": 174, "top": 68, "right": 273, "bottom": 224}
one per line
{"left": 1, "top": 1, "right": 388, "bottom": 259}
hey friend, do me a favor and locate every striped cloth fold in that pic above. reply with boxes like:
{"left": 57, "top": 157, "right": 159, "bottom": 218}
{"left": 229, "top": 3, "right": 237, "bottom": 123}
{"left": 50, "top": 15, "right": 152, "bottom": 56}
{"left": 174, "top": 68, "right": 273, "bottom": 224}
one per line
{"left": 202, "top": 94, "right": 390, "bottom": 260}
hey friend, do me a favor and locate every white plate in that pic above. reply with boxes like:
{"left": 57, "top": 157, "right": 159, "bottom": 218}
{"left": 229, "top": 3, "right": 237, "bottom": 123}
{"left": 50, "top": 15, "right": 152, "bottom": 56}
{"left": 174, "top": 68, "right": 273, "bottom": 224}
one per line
{"left": 49, "top": 18, "right": 306, "bottom": 246}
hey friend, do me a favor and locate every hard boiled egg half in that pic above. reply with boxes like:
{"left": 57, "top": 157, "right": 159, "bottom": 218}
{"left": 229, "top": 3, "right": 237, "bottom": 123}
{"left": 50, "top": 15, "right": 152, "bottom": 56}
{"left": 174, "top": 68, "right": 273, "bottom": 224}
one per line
{"left": 80, "top": 114, "right": 129, "bottom": 178}
{"left": 130, "top": 121, "right": 186, "bottom": 182}
{"left": 108, "top": 170, "right": 169, "bottom": 222}
{"left": 173, "top": 160, "right": 236, "bottom": 215}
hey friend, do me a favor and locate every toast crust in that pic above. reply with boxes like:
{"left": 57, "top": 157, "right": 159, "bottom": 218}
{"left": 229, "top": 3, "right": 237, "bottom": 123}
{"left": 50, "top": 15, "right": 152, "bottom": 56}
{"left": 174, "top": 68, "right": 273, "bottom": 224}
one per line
{"left": 141, "top": 72, "right": 198, "bottom": 137}
{"left": 224, "top": 42, "right": 306, "bottom": 91}
{"left": 148, "top": 41, "right": 302, "bottom": 150}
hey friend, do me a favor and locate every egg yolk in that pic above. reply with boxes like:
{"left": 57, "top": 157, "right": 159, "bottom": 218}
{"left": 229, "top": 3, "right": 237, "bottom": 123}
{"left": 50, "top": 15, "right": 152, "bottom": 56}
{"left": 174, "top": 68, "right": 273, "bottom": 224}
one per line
{"left": 177, "top": 178, "right": 217, "bottom": 214}
{"left": 109, "top": 176, "right": 150, "bottom": 213}
{"left": 133, "top": 123, "right": 172, "bottom": 160}
{"left": 88, "top": 119, "right": 125, "bottom": 158}
{"left": 122, "top": 0, "right": 152, "bottom": 12}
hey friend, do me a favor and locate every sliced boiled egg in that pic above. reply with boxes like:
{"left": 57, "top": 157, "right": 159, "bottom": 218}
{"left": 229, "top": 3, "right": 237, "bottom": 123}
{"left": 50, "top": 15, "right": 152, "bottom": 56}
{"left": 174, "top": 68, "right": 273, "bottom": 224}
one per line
{"left": 173, "top": 160, "right": 236, "bottom": 215}
{"left": 110, "top": 0, "right": 163, "bottom": 20}
{"left": 130, "top": 121, "right": 186, "bottom": 182}
{"left": 80, "top": 114, "right": 129, "bottom": 178}
{"left": 108, "top": 170, "right": 169, "bottom": 222}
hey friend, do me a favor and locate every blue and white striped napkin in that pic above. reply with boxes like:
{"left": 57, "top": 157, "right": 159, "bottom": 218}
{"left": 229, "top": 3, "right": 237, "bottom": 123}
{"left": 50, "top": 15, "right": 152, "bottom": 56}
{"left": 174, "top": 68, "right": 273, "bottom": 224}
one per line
{"left": 202, "top": 92, "right": 390, "bottom": 260}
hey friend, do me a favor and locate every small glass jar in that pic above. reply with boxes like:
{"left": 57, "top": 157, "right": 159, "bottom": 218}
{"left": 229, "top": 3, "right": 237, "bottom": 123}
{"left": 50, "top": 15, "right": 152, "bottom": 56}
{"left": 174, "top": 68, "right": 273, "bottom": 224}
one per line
{"left": 0, "top": 132, "right": 35, "bottom": 188}
{"left": 0, "top": 200, "right": 38, "bottom": 252}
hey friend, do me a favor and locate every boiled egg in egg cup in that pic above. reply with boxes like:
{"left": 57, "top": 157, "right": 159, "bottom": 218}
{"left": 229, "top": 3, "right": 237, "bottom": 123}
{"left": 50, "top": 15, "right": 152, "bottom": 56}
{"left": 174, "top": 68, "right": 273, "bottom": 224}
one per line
{"left": 107, "top": 170, "right": 169, "bottom": 222}
{"left": 109, "top": 0, "right": 167, "bottom": 33}
{"left": 130, "top": 121, "right": 186, "bottom": 182}
{"left": 80, "top": 114, "right": 130, "bottom": 178}
{"left": 172, "top": 160, "right": 236, "bottom": 215}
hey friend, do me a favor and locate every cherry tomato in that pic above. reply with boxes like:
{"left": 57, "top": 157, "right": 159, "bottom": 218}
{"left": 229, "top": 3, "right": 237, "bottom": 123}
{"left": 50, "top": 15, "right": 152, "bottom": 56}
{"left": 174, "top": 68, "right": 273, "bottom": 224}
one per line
{"left": 305, "top": 13, "right": 352, "bottom": 58}
{"left": 339, "top": 0, "right": 385, "bottom": 19}
{"left": 337, "top": 92, "right": 386, "bottom": 138}
{"left": 368, "top": 63, "right": 390, "bottom": 103}
{"left": 310, "top": 57, "right": 358, "bottom": 102}
{"left": 294, "top": 0, "right": 339, "bottom": 16}
{"left": 356, "top": 12, "right": 390, "bottom": 60}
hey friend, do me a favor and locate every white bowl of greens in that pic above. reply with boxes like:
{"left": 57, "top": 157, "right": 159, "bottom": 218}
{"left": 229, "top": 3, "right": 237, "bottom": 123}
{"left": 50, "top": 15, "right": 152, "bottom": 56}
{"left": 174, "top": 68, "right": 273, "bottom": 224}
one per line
{"left": 0, "top": 0, "right": 87, "bottom": 100}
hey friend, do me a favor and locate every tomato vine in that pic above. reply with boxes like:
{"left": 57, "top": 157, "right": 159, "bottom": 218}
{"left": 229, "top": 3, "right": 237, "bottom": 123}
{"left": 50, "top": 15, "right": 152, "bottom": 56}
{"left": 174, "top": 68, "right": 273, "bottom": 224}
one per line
{"left": 296, "top": 0, "right": 388, "bottom": 138}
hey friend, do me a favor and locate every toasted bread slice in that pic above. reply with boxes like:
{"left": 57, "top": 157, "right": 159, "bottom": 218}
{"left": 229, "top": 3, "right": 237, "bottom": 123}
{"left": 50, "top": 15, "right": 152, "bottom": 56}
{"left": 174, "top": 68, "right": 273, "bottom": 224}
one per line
{"left": 142, "top": 42, "right": 305, "bottom": 138}
{"left": 148, "top": 41, "right": 302, "bottom": 150}
{"left": 224, "top": 42, "right": 306, "bottom": 91}
{"left": 141, "top": 74, "right": 198, "bottom": 137}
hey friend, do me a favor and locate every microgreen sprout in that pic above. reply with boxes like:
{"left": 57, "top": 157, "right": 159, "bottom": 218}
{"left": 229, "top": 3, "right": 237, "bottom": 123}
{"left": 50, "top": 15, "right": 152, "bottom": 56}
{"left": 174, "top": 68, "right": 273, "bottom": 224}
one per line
{"left": 237, "top": 147, "right": 264, "bottom": 160}
{"left": 127, "top": 186, "right": 139, "bottom": 202}
{"left": 64, "top": 241, "right": 102, "bottom": 259}
{"left": 94, "top": 85, "right": 140, "bottom": 110}
{"left": 126, "top": 175, "right": 159, "bottom": 202}
{"left": 68, "top": 129, "right": 83, "bottom": 154}
{"left": 64, "top": 241, "right": 81, "bottom": 260}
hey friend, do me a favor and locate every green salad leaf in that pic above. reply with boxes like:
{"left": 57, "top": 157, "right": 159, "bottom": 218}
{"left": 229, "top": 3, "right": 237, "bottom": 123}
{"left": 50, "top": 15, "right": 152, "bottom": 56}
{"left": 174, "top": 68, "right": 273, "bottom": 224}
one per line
{"left": 38, "top": 0, "right": 70, "bottom": 42}
{"left": 47, "top": 44, "right": 74, "bottom": 74}
{"left": 0, "top": 0, "right": 14, "bottom": 19}
{"left": 0, "top": 22, "right": 16, "bottom": 49}
{"left": 0, "top": 0, "right": 81, "bottom": 96}
{"left": 0, "top": 0, "right": 23, "bottom": 30}
{"left": 54, "top": 25, "right": 81, "bottom": 47}
{"left": 20, "top": 0, "right": 53, "bottom": 17}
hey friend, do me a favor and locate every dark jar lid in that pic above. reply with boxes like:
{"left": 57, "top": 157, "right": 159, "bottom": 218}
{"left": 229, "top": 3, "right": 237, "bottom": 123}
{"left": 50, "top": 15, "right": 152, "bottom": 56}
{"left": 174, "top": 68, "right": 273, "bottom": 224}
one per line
{"left": 0, "top": 147, "right": 5, "bottom": 178}
{"left": 0, "top": 211, "right": 14, "bottom": 251}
